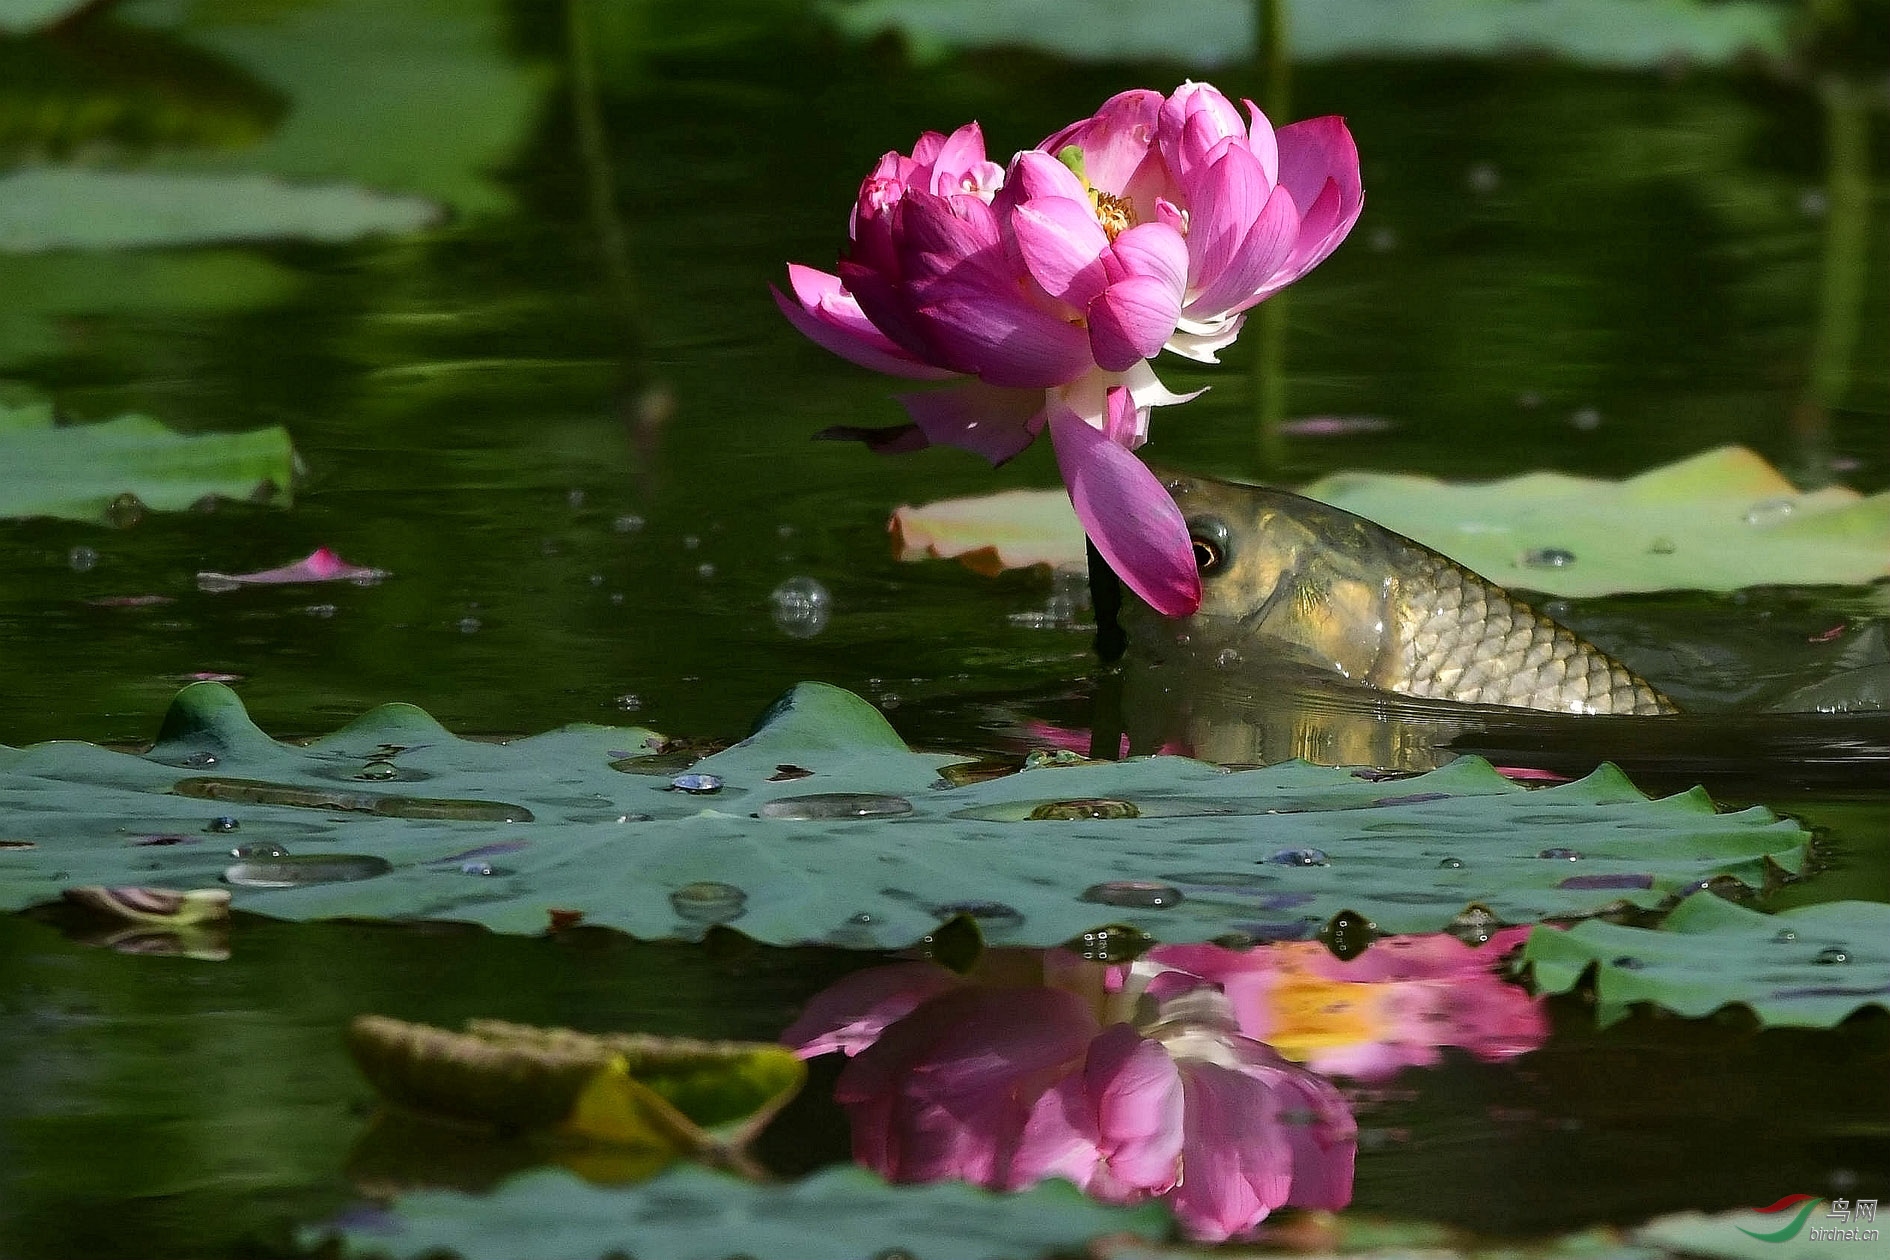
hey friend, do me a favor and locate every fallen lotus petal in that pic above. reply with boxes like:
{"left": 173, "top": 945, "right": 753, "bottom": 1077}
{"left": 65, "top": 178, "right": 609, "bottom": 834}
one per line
{"left": 196, "top": 547, "right": 388, "bottom": 591}
{"left": 62, "top": 885, "right": 231, "bottom": 926}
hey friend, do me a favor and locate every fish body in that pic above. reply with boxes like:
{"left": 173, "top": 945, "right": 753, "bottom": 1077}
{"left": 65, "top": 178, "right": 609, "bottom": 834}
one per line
{"left": 1157, "top": 470, "right": 1678, "bottom": 716}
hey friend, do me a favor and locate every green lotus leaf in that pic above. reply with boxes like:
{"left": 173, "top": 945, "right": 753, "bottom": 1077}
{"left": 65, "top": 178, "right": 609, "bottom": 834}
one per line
{"left": 313, "top": 1164, "right": 1168, "bottom": 1260}
{"left": 0, "top": 395, "right": 295, "bottom": 522}
{"left": 0, "top": 169, "right": 440, "bottom": 252}
{"left": 827, "top": 0, "right": 1786, "bottom": 70}
{"left": 1634, "top": 1204, "right": 1871, "bottom": 1260}
{"left": 0, "top": 682, "right": 1809, "bottom": 945}
{"left": 1522, "top": 894, "right": 1890, "bottom": 1027}
{"left": 0, "top": 0, "right": 88, "bottom": 35}
{"left": 1300, "top": 447, "right": 1890, "bottom": 597}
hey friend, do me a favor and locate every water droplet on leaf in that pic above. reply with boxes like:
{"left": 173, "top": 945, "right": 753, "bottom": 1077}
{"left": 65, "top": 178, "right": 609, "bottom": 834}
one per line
{"left": 224, "top": 853, "right": 391, "bottom": 888}
{"left": 758, "top": 793, "right": 913, "bottom": 820}
{"left": 1744, "top": 497, "right": 1795, "bottom": 526}
{"left": 669, "top": 772, "right": 723, "bottom": 795}
{"left": 1080, "top": 880, "right": 1184, "bottom": 908}
{"left": 229, "top": 842, "right": 288, "bottom": 859}
{"left": 1611, "top": 955, "right": 1647, "bottom": 970}
{"left": 207, "top": 816, "right": 240, "bottom": 834}
{"left": 353, "top": 761, "right": 399, "bottom": 781}
{"left": 1522, "top": 548, "right": 1576, "bottom": 569}
{"left": 670, "top": 881, "right": 746, "bottom": 923}
{"left": 1029, "top": 798, "right": 1140, "bottom": 821}
{"left": 1537, "top": 848, "right": 1584, "bottom": 860}
{"left": 1814, "top": 947, "right": 1850, "bottom": 965}
{"left": 1437, "top": 856, "right": 1465, "bottom": 869}
{"left": 1269, "top": 847, "right": 1329, "bottom": 867}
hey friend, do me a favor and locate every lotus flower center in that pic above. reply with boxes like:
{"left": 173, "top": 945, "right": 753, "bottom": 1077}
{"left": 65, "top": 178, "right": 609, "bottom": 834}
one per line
{"left": 1091, "top": 190, "right": 1135, "bottom": 241}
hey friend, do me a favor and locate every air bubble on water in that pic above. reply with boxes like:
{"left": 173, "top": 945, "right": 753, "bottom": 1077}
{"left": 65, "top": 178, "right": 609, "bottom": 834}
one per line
{"left": 695, "top": 563, "right": 715, "bottom": 579}
{"left": 777, "top": 524, "right": 796, "bottom": 539}
{"left": 1081, "top": 880, "right": 1184, "bottom": 908}
{"left": 457, "top": 616, "right": 481, "bottom": 634}
{"left": 681, "top": 534, "right": 700, "bottom": 550}
{"left": 1814, "top": 947, "right": 1851, "bottom": 965}
{"left": 1523, "top": 548, "right": 1576, "bottom": 569}
{"left": 613, "top": 513, "right": 645, "bottom": 534}
{"left": 1798, "top": 188, "right": 1828, "bottom": 219}
{"left": 105, "top": 493, "right": 146, "bottom": 528}
{"left": 1368, "top": 225, "right": 1398, "bottom": 252}
{"left": 1269, "top": 848, "right": 1329, "bottom": 867}
{"left": 1215, "top": 648, "right": 1242, "bottom": 669}
{"left": 877, "top": 693, "right": 901, "bottom": 710}
{"left": 588, "top": 573, "right": 604, "bottom": 586}
{"left": 1569, "top": 408, "right": 1602, "bottom": 431}
{"left": 1467, "top": 161, "right": 1500, "bottom": 193}
{"left": 614, "top": 694, "right": 642, "bottom": 712}
{"left": 1537, "top": 848, "right": 1584, "bottom": 860}
{"left": 609, "top": 592, "right": 625, "bottom": 605}
{"left": 306, "top": 603, "right": 338, "bottom": 619}
{"left": 1744, "top": 497, "right": 1795, "bottom": 526}
{"left": 68, "top": 545, "right": 99, "bottom": 573}
{"left": 670, "top": 881, "right": 746, "bottom": 923}
{"left": 566, "top": 488, "right": 586, "bottom": 509}
{"left": 770, "top": 576, "right": 832, "bottom": 639}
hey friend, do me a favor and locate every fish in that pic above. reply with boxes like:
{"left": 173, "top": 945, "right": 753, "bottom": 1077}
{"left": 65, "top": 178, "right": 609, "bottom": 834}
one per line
{"left": 1153, "top": 469, "right": 1679, "bottom": 716}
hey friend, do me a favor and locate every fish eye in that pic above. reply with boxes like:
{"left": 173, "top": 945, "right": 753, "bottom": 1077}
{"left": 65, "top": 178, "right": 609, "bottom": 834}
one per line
{"left": 1188, "top": 517, "right": 1230, "bottom": 573}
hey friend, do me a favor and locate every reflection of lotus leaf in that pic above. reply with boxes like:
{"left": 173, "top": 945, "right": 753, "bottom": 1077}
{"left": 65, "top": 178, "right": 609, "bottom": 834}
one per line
{"left": 315, "top": 1163, "right": 1168, "bottom": 1260}
{"left": 0, "top": 682, "right": 1808, "bottom": 945}
{"left": 1523, "top": 894, "right": 1890, "bottom": 1028}
{"left": 0, "top": 396, "right": 296, "bottom": 523}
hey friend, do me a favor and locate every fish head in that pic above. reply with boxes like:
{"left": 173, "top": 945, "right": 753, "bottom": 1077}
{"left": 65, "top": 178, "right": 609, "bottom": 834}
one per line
{"left": 1150, "top": 468, "right": 1395, "bottom": 682}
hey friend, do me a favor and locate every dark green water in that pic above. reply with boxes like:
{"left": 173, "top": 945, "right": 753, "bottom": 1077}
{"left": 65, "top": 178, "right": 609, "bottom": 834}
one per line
{"left": 2, "top": 0, "right": 1887, "bottom": 1255}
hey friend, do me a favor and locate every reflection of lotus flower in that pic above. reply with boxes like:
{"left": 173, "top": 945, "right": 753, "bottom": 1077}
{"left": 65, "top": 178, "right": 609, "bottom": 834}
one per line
{"left": 774, "top": 84, "right": 1361, "bottom": 619}
{"left": 1148, "top": 930, "right": 1547, "bottom": 1080}
{"left": 783, "top": 954, "right": 1355, "bottom": 1242}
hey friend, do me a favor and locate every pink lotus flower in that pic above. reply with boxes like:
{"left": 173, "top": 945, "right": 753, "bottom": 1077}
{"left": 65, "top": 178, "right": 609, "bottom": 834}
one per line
{"left": 784, "top": 952, "right": 1356, "bottom": 1242}
{"left": 774, "top": 85, "right": 1362, "bottom": 619}
{"left": 1147, "top": 930, "right": 1547, "bottom": 1080}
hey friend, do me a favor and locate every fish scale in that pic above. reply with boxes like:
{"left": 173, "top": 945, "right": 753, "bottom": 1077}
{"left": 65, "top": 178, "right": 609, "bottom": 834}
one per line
{"left": 1156, "top": 468, "right": 1681, "bottom": 718}
{"left": 1393, "top": 555, "right": 1675, "bottom": 715}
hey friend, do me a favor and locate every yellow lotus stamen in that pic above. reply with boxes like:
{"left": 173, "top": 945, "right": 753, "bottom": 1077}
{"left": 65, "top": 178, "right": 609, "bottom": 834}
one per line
{"left": 1092, "top": 190, "right": 1134, "bottom": 241}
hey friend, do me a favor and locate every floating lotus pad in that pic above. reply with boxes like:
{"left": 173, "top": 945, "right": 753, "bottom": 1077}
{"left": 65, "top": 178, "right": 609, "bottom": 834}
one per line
{"left": 887, "top": 448, "right": 1890, "bottom": 597}
{"left": 1523, "top": 894, "right": 1890, "bottom": 1028}
{"left": 315, "top": 1164, "right": 1168, "bottom": 1260}
{"left": 0, "top": 396, "right": 296, "bottom": 523}
{"left": 0, "top": 682, "right": 1807, "bottom": 947}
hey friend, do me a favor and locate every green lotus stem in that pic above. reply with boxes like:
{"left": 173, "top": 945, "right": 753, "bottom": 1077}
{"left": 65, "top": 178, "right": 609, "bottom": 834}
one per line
{"left": 1808, "top": 77, "right": 1868, "bottom": 414}
{"left": 1087, "top": 537, "right": 1127, "bottom": 664}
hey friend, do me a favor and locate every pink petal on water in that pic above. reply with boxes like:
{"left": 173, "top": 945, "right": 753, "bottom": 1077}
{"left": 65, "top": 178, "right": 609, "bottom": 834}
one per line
{"left": 197, "top": 548, "right": 388, "bottom": 592}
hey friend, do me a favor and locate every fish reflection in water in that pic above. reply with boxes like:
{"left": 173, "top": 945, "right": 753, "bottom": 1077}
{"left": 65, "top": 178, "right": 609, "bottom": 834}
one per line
{"left": 1107, "top": 471, "right": 1888, "bottom": 786}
